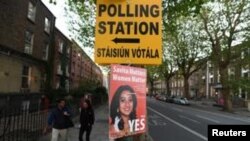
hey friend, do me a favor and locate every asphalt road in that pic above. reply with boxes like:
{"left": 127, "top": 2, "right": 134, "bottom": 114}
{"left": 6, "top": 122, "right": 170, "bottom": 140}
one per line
{"left": 147, "top": 98, "right": 250, "bottom": 141}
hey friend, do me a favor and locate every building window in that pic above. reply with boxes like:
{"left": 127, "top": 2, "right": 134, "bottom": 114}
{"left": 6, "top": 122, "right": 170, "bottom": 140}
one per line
{"left": 57, "top": 64, "right": 62, "bottom": 75}
{"left": 72, "top": 62, "right": 75, "bottom": 73}
{"left": 56, "top": 81, "right": 60, "bottom": 89}
{"left": 24, "top": 31, "right": 33, "bottom": 54}
{"left": 40, "top": 73, "right": 46, "bottom": 91}
{"left": 66, "top": 65, "right": 69, "bottom": 76}
{"left": 42, "top": 44, "right": 49, "bottom": 60}
{"left": 27, "top": 2, "right": 36, "bottom": 22}
{"left": 241, "top": 48, "right": 250, "bottom": 59}
{"left": 59, "top": 40, "right": 63, "bottom": 53}
{"left": 21, "top": 65, "right": 31, "bottom": 88}
{"left": 243, "top": 70, "right": 249, "bottom": 78}
{"left": 44, "top": 17, "right": 51, "bottom": 33}
{"left": 67, "top": 47, "right": 70, "bottom": 56}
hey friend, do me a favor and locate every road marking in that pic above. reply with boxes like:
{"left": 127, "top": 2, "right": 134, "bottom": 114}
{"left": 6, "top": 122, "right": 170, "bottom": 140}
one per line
{"left": 148, "top": 114, "right": 162, "bottom": 119}
{"left": 187, "top": 107, "right": 250, "bottom": 123}
{"left": 148, "top": 107, "right": 207, "bottom": 141}
{"left": 149, "top": 119, "right": 167, "bottom": 126}
{"left": 172, "top": 107, "right": 183, "bottom": 112}
{"left": 179, "top": 115, "right": 200, "bottom": 124}
{"left": 196, "top": 115, "right": 220, "bottom": 123}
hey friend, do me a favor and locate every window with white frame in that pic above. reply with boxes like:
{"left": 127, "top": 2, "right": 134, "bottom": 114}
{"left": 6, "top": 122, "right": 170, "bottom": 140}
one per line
{"left": 21, "top": 65, "right": 31, "bottom": 88}
{"left": 24, "top": 30, "right": 33, "bottom": 54}
{"left": 67, "top": 47, "right": 70, "bottom": 55}
{"left": 66, "top": 65, "right": 69, "bottom": 76}
{"left": 57, "top": 64, "right": 62, "bottom": 75}
{"left": 58, "top": 40, "right": 63, "bottom": 53}
{"left": 210, "top": 75, "right": 214, "bottom": 83}
{"left": 44, "top": 17, "right": 51, "bottom": 33}
{"left": 65, "top": 80, "right": 69, "bottom": 92}
{"left": 241, "top": 48, "right": 250, "bottom": 59}
{"left": 40, "top": 73, "right": 46, "bottom": 90}
{"left": 42, "top": 44, "right": 49, "bottom": 60}
{"left": 56, "top": 81, "right": 60, "bottom": 89}
{"left": 27, "top": 2, "right": 36, "bottom": 22}
{"left": 242, "top": 68, "right": 249, "bottom": 78}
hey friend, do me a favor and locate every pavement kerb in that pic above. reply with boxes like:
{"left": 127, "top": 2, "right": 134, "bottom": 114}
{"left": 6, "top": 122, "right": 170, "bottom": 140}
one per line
{"left": 38, "top": 103, "right": 106, "bottom": 141}
{"left": 189, "top": 100, "right": 250, "bottom": 117}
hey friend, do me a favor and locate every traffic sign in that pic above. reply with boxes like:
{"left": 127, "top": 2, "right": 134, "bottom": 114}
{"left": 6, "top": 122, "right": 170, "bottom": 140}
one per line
{"left": 94, "top": 0, "right": 162, "bottom": 65}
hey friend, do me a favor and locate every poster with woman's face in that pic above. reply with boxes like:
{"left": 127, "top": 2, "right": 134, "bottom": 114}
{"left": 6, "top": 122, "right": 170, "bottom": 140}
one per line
{"left": 109, "top": 64, "right": 147, "bottom": 139}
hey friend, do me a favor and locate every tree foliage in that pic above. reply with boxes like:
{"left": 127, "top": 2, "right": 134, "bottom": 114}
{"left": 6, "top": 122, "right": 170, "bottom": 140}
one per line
{"left": 168, "top": 16, "right": 209, "bottom": 98}
{"left": 146, "top": 66, "right": 160, "bottom": 95}
{"left": 63, "top": 0, "right": 250, "bottom": 110}
{"left": 162, "top": 0, "right": 208, "bottom": 35}
{"left": 200, "top": 0, "right": 250, "bottom": 111}
{"left": 66, "top": 0, "right": 96, "bottom": 47}
{"left": 159, "top": 0, "right": 209, "bottom": 97}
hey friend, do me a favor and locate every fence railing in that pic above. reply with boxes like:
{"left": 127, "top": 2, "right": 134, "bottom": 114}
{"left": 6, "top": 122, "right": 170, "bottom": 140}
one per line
{"left": 0, "top": 108, "right": 48, "bottom": 141}
{"left": 0, "top": 93, "right": 79, "bottom": 141}
{"left": 0, "top": 93, "right": 48, "bottom": 141}
{"left": 0, "top": 92, "right": 106, "bottom": 141}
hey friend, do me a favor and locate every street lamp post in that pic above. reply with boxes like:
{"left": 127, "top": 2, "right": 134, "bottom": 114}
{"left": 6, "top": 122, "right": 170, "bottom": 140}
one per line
{"left": 206, "top": 61, "right": 210, "bottom": 99}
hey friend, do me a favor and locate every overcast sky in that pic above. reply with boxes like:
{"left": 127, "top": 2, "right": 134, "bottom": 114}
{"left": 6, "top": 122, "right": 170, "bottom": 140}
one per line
{"left": 41, "top": 0, "right": 96, "bottom": 60}
{"left": 41, "top": 0, "right": 71, "bottom": 38}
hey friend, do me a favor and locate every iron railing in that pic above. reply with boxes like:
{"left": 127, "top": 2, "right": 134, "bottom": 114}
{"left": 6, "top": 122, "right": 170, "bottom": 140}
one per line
{"left": 0, "top": 93, "right": 48, "bottom": 141}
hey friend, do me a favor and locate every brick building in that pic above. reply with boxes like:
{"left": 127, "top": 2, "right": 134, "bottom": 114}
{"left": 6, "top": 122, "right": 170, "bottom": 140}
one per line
{"left": 92, "top": 63, "right": 103, "bottom": 86}
{"left": 70, "top": 40, "right": 83, "bottom": 89}
{"left": 53, "top": 28, "right": 71, "bottom": 92}
{"left": 82, "top": 49, "right": 103, "bottom": 86}
{"left": 70, "top": 40, "right": 103, "bottom": 90}
{"left": 0, "top": 0, "right": 56, "bottom": 93}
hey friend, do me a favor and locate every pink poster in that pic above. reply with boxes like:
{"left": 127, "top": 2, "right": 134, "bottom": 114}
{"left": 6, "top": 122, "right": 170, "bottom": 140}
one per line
{"left": 109, "top": 64, "right": 147, "bottom": 139}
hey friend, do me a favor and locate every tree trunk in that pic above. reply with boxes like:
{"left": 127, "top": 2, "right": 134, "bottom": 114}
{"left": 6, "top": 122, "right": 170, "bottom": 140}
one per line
{"left": 150, "top": 81, "right": 154, "bottom": 96}
{"left": 184, "top": 76, "right": 190, "bottom": 99}
{"left": 220, "top": 67, "right": 233, "bottom": 112}
{"left": 165, "top": 79, "right": 171, "bottom": 96}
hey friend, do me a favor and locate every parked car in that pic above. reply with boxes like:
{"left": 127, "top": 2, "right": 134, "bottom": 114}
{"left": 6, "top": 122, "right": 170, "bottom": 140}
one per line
{"left": 154, "top": 94, "right": 160, "bottom": 100}
{"left": 173, "top": 97, "right": 190, "bottom": 105}
{"left": 158, "top": 95, "right": 167, "bottom": 101}
{"left": 165, "top": 96, "right": 175, "bottom": 103}
{"left": 180, "top": 97, "right": 190, "bottom": 105}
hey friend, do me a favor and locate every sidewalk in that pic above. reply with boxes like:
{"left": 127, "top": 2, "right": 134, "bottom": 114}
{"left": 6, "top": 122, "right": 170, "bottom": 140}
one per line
{"left": 38, "top": 103, "right": 153, "bottom": 141}
{"left": 189, "top": 99, "right": 250, "bottom": 117}
{"left": 38, "top": 103, "right": 109, "bottom": 141}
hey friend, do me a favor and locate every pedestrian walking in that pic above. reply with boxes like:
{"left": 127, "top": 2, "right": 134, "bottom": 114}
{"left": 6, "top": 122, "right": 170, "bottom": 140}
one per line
{"left": 79, "top": 99, "right": 95, "bottom": 141}
{"left": 44, "top": 98, "right": 74, "bottom": 141}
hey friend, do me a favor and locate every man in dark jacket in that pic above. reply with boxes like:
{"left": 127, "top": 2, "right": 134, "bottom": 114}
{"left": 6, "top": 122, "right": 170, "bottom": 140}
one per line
{"left": 45, "top": 98, "right": 73, "bottom": 141}
{"left": 79, "top": 99, "right": 95, "bottom": 141}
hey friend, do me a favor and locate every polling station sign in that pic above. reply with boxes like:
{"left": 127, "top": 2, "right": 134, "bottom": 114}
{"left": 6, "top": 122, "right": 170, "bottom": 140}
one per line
{"left": 95, "top": 0, "right": 162, "bottom": 65}
{"left": 109, "top": 64, "right": 147, "bottom": 139}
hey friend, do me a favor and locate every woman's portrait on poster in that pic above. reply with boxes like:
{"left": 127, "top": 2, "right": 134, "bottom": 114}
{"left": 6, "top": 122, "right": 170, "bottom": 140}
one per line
{"left": 109, "top": 85, "right": 137, "bottom": 138}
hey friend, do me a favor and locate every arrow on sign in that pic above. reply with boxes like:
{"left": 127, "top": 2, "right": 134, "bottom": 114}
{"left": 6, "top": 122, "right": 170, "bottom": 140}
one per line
{"left": 112, "top": 38, "right": 140, "bottom": 44}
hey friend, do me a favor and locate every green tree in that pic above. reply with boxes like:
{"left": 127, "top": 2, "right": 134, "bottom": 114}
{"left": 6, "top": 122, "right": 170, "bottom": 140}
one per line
{"left": 63, "top": 0, "right": 208, "bottom": 49}
{"left": 162, "top": 0, "right": 208, "bottom": 36}
{"left": 169, "top": 16, "right": 209, "bottom": 98}
{"left": 161, "top": 0, "right": 209, "bottom": 98}
{"left": 66, "top": 0, "right": 96, "bottom": 47}
{"left": 200, "top": 0, "right": 250, "bottom": 111}
{"left": 146, "top": 66, "right": 159, "bottom": 96}
{"left": 157, "top": 46, "right": 176, "bottom": 96}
